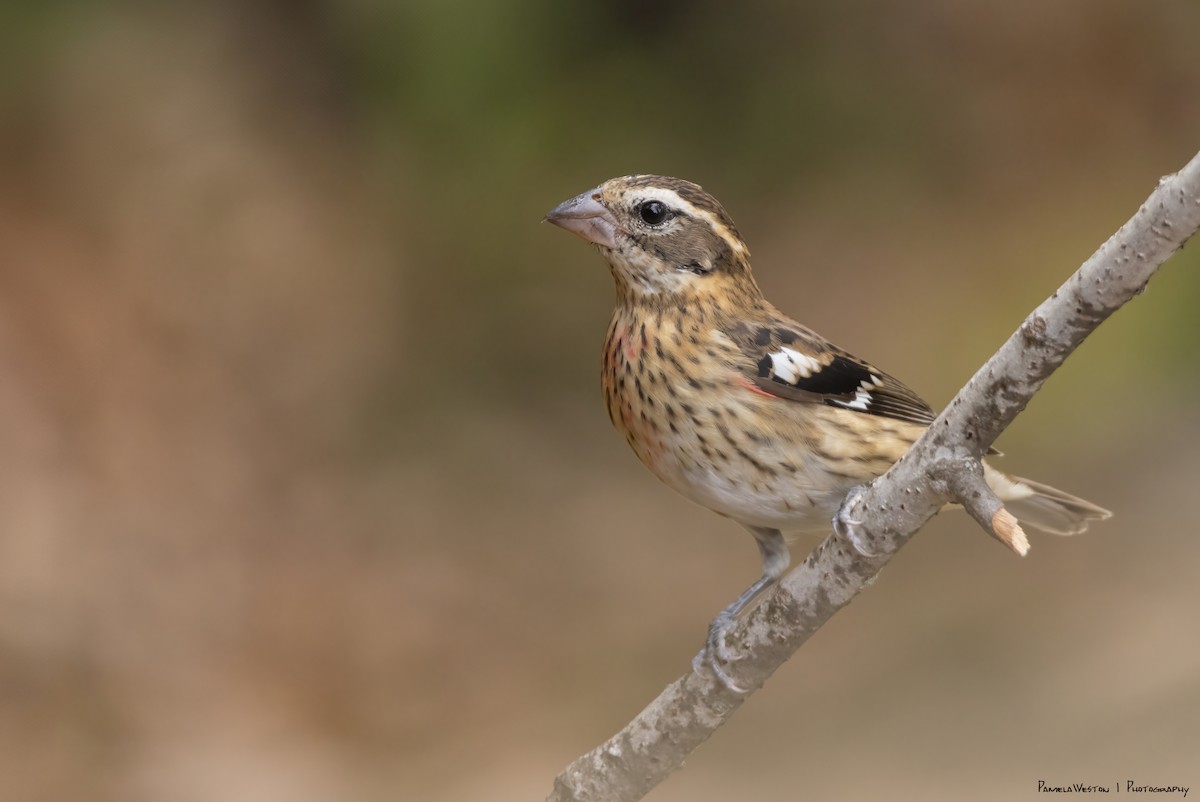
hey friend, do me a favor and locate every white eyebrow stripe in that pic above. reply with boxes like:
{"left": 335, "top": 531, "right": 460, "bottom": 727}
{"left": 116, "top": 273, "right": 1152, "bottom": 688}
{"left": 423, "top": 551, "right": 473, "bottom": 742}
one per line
{"left": 631, "top": 187, "right": 749, "bottom": 258}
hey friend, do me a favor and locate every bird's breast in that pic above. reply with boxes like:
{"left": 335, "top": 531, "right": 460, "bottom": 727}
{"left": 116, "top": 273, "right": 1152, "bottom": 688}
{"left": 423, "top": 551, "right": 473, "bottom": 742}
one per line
{"left": 600, "top": 311, "right": 853, "bottom": 529}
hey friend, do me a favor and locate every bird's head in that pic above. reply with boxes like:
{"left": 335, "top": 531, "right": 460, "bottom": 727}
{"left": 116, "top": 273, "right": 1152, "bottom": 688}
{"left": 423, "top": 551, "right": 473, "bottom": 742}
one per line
{"left": 546, "top": 175, "right": 762, "bottom": 308}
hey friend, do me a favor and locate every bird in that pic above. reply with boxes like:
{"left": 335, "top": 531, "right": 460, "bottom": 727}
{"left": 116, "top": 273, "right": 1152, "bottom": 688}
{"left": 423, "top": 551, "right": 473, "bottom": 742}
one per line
{"left": 545, "top": 174, "right": 1110, "bottom": 689}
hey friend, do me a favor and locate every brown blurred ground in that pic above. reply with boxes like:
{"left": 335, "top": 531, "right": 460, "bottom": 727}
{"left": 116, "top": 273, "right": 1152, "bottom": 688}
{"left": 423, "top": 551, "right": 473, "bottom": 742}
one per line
{"left": 1, "top": 3, "right": 1198, "bottom": 801}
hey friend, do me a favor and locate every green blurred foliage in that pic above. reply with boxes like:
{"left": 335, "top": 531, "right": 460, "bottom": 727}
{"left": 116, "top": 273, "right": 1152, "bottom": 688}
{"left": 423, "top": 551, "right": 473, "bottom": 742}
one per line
{"left": 314, "top": 0, "right": 1200, "bottom": 432}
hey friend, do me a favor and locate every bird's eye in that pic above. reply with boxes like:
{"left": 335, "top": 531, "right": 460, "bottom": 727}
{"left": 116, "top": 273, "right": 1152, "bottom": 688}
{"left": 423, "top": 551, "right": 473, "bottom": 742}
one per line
{"left": 637, "top": 200, "right": 670, "bottom": 226}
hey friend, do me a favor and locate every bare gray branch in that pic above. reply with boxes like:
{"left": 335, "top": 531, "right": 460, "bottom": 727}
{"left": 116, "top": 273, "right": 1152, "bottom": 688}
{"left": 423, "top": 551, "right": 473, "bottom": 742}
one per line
{"left": 547, "top": 149, "right": 1200, "bottom": 802}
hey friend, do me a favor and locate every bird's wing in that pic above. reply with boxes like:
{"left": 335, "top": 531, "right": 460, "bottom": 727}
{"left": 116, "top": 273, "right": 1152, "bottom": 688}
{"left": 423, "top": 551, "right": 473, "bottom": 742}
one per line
{"left": 727, "top": 321, "right": 937, "bottom": 426}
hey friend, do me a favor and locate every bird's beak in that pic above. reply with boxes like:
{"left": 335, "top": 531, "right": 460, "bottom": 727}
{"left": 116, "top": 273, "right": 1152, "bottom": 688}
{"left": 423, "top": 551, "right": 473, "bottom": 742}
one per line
{"left": 544, "top": 188, "right": 618, "bottom": 249}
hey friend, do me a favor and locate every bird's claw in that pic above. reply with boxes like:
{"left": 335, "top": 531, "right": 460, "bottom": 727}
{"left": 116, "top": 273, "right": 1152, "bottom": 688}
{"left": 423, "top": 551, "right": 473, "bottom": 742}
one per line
{"left": 692, "top": 619, "right": 750, "bottom": 694}
{"left": 834, "top": 488, "right": 877, "bottom": 557}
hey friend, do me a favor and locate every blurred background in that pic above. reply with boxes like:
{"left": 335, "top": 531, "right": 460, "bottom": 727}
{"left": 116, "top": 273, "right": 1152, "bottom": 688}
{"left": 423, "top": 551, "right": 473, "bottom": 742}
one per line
{"left": 1, "top": 1, "right": 1198, "bottom": 800}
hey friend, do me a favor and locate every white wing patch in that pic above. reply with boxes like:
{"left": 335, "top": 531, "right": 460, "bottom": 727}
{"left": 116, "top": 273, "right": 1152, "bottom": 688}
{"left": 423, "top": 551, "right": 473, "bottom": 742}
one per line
{"left": 769, "top": 347, "right": 823, "bottom": 384}
{"left": 831, "top": 374, "right": 884, "bottom": 411}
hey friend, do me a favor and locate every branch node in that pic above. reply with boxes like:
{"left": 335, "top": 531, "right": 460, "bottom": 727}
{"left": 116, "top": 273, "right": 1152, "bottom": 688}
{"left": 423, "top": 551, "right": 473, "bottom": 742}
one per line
{"left": 991, "top": 507, "right": 1030, "bottom": 556}
{"left": 939, "top": 458, "right": 1029, "bottom": 556}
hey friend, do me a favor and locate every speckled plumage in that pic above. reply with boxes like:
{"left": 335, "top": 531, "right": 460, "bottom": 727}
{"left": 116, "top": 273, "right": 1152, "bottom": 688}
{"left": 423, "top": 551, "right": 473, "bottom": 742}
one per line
{"left": 547, "top": 174, "right": 1110, "bottom": 688}
{"left": 601, "top": 300, "right": 924, "bottom": 533}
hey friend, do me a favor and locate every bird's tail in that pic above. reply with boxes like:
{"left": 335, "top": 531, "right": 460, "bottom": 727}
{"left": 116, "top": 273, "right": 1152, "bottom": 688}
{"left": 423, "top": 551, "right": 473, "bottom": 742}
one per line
{"left": 983, "top": 463, "right": 1112, "bottom": 535}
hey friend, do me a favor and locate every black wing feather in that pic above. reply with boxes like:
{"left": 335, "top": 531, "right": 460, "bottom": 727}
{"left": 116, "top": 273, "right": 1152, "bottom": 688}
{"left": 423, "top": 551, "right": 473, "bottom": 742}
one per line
{"left": 731, "top": 322, "right": 936, "bottom": 426}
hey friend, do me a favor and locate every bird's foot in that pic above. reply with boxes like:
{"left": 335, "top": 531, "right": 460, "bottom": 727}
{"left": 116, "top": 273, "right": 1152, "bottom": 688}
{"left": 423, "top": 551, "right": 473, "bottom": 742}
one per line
{"left": 691, "top": 614, "right": 750, "bottom": 694}
{"left": 834, "top": 487, "right": 877, "bottom": 557}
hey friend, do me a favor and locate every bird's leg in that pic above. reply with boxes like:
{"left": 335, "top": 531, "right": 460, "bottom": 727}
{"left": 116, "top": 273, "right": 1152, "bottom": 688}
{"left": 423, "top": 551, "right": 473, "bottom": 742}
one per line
{"left": 693, "top": 526, "right": 789, "bottom": 692}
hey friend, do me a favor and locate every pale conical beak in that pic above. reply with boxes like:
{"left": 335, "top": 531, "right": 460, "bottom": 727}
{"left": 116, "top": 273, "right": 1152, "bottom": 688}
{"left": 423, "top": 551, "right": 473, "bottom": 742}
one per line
{"left": 544, "top": 188, "right": 618, "bottom": 248}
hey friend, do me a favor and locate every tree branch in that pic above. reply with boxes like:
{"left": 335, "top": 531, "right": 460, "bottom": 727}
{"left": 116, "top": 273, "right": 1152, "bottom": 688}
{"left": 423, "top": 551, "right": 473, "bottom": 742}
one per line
{"left": 546, "top": 149, "right": 1200, "bottom": 802}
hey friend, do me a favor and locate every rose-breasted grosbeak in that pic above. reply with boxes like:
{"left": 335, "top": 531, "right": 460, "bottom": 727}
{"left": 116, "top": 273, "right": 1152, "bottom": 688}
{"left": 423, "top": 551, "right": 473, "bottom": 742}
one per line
{"left": 546, "top": 174, "right": 1110, "bottom": 686}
